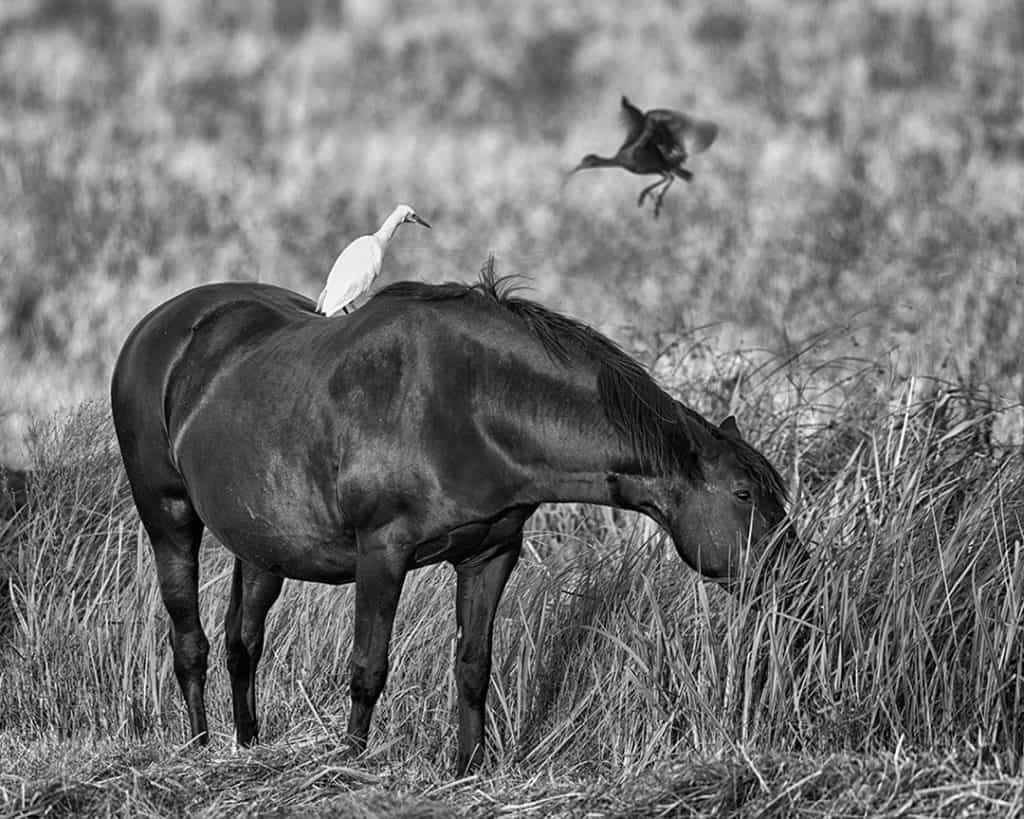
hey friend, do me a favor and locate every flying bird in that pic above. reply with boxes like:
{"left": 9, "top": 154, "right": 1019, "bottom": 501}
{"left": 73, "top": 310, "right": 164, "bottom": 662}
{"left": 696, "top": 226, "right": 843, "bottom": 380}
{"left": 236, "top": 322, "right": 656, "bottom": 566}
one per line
{"left": 566, "top": 96, "right": 718, "bottom": 217}
{"left": 316, "top": 204, "right": 431, "bottom": 317}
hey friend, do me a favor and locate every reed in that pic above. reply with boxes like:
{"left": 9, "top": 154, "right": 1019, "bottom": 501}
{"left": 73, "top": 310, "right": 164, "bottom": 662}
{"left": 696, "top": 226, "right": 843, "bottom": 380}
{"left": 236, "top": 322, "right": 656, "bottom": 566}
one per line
{"left": 2, "top": 361, "right": 1022, "bottom": 815}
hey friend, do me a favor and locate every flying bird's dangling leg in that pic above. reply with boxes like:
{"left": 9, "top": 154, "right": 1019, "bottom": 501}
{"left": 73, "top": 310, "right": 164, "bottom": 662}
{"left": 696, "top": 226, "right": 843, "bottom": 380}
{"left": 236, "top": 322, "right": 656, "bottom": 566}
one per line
{"left": 636, "top": 175, "right": 668, "bottom": 209}
{"left": 637, "top": 173, "right": 674, "bottom": 218}
{"left": 652, "top": 174, "right": 676, "bottom": 218}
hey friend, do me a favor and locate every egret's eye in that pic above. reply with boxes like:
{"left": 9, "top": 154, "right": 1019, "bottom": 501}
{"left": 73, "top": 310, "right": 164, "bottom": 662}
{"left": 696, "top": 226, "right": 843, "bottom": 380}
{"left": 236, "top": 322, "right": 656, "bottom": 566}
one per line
{"left": 733, "top": 489, "right": 752, "bottom": 503}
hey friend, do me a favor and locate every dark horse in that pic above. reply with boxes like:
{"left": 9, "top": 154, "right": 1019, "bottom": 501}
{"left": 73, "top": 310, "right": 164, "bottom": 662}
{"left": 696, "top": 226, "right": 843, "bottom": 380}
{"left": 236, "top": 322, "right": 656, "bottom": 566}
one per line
{"left": 111, "top": 269, "right": 793, "bottom": 774}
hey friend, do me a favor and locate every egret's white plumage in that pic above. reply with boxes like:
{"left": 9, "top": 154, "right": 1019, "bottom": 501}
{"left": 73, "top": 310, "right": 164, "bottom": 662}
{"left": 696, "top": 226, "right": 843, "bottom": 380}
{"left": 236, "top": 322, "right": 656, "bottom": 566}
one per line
{"left": 316, "top": 204, "right": 431, "bottom": 317}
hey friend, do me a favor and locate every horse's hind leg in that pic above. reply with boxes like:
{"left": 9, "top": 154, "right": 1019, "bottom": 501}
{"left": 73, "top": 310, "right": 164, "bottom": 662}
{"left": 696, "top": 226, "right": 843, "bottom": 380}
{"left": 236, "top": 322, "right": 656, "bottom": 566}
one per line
{"left": 225, "top": 558, "right": 284, "bottom": 746}
{"left": 140, "top": 493, "right": 210, "bottom": 744}
{"left": 345, "top": 531, "right": 409, "bottom": 753}
{"left": 453, "top": 534, "right": 523, "bottom": 774}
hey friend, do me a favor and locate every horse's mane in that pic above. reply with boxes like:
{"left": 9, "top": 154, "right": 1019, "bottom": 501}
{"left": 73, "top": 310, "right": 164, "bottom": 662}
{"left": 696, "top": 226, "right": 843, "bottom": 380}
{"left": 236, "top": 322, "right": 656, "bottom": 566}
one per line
{"left": 375, "top": 258, "right": 786, "bottom": 500}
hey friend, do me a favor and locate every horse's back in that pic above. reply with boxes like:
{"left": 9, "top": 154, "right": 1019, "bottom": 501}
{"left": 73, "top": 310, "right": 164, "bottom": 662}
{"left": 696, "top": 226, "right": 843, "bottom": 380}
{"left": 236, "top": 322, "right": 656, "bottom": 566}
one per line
{"left": 111, "top": 283, "right": 317, "bottom": 501}
{"left": 115, "top": 282, "right": 313, "bottom": 387}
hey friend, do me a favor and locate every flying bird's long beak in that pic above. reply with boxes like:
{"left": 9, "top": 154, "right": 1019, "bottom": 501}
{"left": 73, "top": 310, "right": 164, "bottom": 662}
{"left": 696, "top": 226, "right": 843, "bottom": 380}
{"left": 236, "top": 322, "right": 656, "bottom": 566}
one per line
{"left": 411, "top": 215, "right": 431, "bottom": 229}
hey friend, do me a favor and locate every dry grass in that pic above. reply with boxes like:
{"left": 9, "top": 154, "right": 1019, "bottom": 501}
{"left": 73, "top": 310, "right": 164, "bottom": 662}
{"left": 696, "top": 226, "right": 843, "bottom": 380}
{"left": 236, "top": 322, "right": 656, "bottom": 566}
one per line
{"left": 5, "top": 744, "right": 1023, "bottom": 817}
{"left": 2, "top": 359, "right": 1024, "bottom": 815}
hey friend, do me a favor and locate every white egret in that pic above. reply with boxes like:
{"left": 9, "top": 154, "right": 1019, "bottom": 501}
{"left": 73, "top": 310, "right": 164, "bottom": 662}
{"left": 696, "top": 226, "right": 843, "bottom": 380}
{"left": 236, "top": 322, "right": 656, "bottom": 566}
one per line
{"left": 316, "top": 204, "right": 431, "bottom": 317}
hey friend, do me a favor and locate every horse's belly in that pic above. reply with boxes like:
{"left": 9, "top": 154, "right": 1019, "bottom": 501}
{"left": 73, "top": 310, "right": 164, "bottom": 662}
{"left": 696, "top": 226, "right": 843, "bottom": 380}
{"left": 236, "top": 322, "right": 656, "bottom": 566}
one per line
{"left": 186, "top": 469, "right": 357, "bottom": 583}
{"left": 207, "top": 519, "right": 358, "bottom": 584}
{"left": 176, "top": 422, "right": 357, "bottom": 581}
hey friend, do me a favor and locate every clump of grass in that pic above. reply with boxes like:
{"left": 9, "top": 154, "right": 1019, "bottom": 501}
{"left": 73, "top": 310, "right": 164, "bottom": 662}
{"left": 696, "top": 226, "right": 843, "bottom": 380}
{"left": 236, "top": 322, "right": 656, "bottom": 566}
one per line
{"left": 2, "top": 352, "right": 1024, "bottom": 814}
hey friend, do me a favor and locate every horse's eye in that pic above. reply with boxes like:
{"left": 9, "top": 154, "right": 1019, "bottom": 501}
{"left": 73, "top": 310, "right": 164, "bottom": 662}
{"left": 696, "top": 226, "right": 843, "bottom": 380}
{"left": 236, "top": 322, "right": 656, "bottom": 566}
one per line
{"left": 733, "top": 489, "right": 752, "bottom": 503}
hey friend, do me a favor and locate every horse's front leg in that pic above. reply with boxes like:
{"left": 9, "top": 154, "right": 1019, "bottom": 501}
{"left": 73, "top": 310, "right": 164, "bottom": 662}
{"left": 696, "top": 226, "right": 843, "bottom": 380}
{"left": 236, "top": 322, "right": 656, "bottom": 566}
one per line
{"left": 453, "top": 535, "right": 522, "bottom": 774}
{"left": 345, "top": 530, "right": 409, "bottom": 753}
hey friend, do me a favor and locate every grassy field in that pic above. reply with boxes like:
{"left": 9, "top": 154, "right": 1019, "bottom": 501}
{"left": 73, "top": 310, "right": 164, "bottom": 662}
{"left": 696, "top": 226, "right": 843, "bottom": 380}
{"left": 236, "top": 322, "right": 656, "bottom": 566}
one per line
{"left": 2, "top": 0, "right": 1024, "bottom": 815}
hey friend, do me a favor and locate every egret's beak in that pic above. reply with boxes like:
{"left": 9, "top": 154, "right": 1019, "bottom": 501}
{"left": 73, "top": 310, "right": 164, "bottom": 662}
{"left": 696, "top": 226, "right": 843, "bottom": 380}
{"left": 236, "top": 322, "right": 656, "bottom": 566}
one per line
{"left": 410, "top": 214, "right": 431, "bottom": 229}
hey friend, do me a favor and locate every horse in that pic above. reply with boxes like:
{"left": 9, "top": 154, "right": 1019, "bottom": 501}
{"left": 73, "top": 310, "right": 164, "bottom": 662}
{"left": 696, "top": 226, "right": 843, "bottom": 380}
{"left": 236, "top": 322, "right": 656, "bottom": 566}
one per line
{"left": 110, "top": 267, "right": 795, "bottom": 774}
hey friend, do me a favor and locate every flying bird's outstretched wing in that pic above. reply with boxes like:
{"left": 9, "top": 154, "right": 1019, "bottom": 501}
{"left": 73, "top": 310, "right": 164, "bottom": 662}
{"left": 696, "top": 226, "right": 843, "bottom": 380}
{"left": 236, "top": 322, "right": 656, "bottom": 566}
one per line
{"left": 649, "top": 110, "right": 718, "bottom": 165}
{"left": 618, "top": 96, "right": 650, "bottom": 149}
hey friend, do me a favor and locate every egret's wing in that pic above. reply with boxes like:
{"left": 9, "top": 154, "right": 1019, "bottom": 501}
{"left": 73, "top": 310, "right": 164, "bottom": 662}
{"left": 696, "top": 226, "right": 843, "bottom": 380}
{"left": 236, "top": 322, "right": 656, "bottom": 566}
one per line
{"left": 319, "top": 236, "right": 383, "bottom": 317}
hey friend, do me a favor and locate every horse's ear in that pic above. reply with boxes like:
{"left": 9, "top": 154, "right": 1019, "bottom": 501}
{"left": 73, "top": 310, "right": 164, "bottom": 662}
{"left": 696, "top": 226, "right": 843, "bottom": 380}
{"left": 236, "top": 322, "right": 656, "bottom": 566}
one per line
{"left": 719, "top": 415, "right": 741, "bottom": 438}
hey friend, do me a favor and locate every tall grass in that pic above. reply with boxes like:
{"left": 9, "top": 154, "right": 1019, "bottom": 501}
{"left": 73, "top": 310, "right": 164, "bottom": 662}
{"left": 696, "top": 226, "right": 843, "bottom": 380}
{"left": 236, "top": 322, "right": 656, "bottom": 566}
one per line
{"left": 2, "top": 358, "right": 1021, "bottom": 785}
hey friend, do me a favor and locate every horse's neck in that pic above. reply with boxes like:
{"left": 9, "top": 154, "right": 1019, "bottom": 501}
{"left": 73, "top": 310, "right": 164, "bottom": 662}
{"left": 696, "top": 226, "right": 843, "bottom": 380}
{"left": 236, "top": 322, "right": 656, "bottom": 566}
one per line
{"left": 504, "top": 401, "right": 659, "bottom": 507}
{"left": 459, "top": 316, "right": 685, "bottom": 511}
{"left": 538, "top": 455, "right": 668, "bottom": 509}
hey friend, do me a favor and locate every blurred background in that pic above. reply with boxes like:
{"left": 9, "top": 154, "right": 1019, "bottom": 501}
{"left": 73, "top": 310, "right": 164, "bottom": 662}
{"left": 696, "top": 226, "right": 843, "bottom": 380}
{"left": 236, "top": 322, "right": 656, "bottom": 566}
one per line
{"left": 1, "top": 0, "right": 1023, "bottom": 464}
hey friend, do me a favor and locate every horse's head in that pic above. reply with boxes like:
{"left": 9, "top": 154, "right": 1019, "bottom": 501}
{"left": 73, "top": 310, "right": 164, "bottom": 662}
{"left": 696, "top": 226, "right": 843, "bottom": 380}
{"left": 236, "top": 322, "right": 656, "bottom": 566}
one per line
{"left": 609, "top": 415, "right": 798, "bottom": 590}
{"left": 691, "top": 429, "right": 796, "bottom": 588}
{"left": 674, "top": 415, "right": 799, "bottom": 588}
